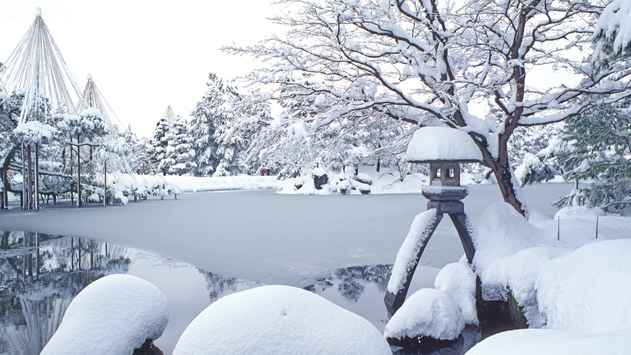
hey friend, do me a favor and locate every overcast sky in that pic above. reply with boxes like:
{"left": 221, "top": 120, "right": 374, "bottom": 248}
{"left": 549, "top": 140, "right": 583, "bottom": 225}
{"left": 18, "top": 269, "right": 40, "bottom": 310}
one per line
{"left": 0, "top": 0, "right": 277, "bottom": 137}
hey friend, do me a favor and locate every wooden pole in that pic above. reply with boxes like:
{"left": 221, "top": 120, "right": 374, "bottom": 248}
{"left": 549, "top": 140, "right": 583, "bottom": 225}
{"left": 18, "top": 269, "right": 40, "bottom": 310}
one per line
{"left": 596, "top": 216, "right": 599, "bottom": 239}
{"left": 34, "top": 143, "right": 39, "bottom": 211}
{"left": 21, "top": 143, "right": 26, "bottom": 209}
{"left": 77, "top": 134, "right": 81, "bottom": 207}
{"left": 70, "top": 145, "right": 74, "bottom": 206}
{"left": 104, "top": 161, "right": 107, "bottom": 207}
{"left": 27, "top": 144, "right": 33, "bottom": 209}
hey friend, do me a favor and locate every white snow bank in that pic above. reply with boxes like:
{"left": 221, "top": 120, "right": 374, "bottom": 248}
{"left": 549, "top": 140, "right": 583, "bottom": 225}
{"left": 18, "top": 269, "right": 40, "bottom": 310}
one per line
{"left": 434, "top": 262, "right": 478, "bottom": 325}
{"left": 384, "top": 288, "right": 464, "bottom": 341}
{"left": 41, "top": 274, "right": 169, "bottom": 355}
{"left": 537, "top": 239, "right": 631, "bottom": 333}
{"left": 473, "top": 203, "right": 560, "bottom": 286}
{"left": 554, "top": 205, "right": 605, "bottom": 219}
{"left": 466, "top": 328, "right": 631, "bottom": 355}
{"left": 406, "top": 127, "right": 483, "bottom": 162}
{"left": 160, "top": 174, "right": 278, "bottom": 193}
{"left": 388, "top": 209, "right": 440, "bottom": 294}
{"left": 173, "top": 285, "right": 392, "bottom": 355}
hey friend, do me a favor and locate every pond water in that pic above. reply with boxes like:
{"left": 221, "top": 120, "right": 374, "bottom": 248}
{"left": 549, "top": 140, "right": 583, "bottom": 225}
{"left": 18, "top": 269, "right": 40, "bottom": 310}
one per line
{"left": 0, "top": 231, "right": 512, "bottom": 354}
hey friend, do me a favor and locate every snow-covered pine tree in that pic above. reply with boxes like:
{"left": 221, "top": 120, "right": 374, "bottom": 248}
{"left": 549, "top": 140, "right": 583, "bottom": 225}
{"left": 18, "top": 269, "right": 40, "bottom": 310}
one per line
{"left": 165, "top": 115, "right": 195, "bottom": 176}
{"left": 556, "top": 103, "right": 631, "bottom": 212}
{"left": 121, "top": 125, "right": 153, "bottom": 174}
{"left": 149, "top": 115, "right": 172, "bottom": 176}
{"left": 593, "top": 0, "right": 631, "bottom": 65}
{"left": 509, "top": 124, "right": 562, "bottom": 186}
{"left": 189, "top": 73, "right": 237, "bottom": 176}
{"left": 213, "top": 89, "right": 271, "bottom": 176}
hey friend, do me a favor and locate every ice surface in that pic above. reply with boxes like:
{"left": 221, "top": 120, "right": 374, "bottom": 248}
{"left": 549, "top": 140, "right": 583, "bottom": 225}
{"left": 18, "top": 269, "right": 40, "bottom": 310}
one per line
{"left": 383, "top": 288, "right": 464, "bottom": 341}
{"left": 406, "top": 127, "right": 483, "bottom": 162}
{"left": 434, "top": 262, "right": 478, "bottom": 325}
{"left": 0, "top": 183, "right": 594, "bottom": 287}
{"left": 173, "top": 285, "right": 392, "bottom": 355}
{"left": 40, "top": 274, "right": 169, "bottom": 355}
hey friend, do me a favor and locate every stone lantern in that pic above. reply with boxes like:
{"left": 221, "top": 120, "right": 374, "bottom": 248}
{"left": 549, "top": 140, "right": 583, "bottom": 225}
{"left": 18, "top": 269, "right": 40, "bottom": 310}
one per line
{"left": 384, "top": 127, "right": 484, "bottom": 315}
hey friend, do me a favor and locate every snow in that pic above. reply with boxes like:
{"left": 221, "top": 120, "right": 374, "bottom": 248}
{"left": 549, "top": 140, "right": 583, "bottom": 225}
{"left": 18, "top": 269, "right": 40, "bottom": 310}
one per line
{"left": 536, "top": 239, "right": 631, "bottom": 333}
{"left": 383, "top": 288, "right": 464, "bottom": 341}
{"left": 387, "top": 209, "right": 439, "bottom": 294}
{"left": 466, "top": 203, "right": 631, "bottom": 353}
{"left": 173, "top": 285, "right": 392, "bottom": 355}
{"left": 593, "top": 0, "right": 631, "bottom": 59}
{"left": 466, "top": 328, "right": 630, "bottom": 355}
{"left": 13, "top": 121, "right": 57, "bottom": 143}
{"left": 406, "top": 127, "right": 483, "bottom": 162}
{"left": 41, "top": 274, "right": 169, "bottom": 355}
{"left": 434, "top": 262, "right": 478, "bottom": 325}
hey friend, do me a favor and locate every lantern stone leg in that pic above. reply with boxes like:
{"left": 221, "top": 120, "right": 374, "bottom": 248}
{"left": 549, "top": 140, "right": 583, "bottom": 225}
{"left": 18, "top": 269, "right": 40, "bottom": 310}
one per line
{"left": 448, "top": 213, "right": 476, "bottom": 263}
{"left": 384, "top": 212, "right": 443, "bottom": 317}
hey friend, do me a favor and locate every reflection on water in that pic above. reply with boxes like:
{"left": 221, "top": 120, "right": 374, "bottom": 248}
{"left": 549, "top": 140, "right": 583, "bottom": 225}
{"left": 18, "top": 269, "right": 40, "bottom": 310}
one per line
{"left": 1, "top": 232, "right": 491, "bottom": 355}
{"left": 309, "top": 265, "right": 482, "bottom": 355}
{"left": 0, "top": 231, "right": 131, "bottom": 355}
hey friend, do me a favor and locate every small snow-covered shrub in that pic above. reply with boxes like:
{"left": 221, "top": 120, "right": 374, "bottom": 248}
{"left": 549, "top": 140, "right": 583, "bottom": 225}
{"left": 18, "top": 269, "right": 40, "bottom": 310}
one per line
{"left": 357, "top": 182, "right": 371, "bottom": 194}
{"left": 353, "top": 173, "right": 373, "bottom": 185}
{"left": 338, "top": 179, "right": 352, "bottom": 194}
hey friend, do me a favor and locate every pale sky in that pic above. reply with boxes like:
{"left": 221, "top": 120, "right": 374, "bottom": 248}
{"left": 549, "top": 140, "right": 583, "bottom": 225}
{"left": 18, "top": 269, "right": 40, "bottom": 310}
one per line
{"left": 0, "top": 0, "right": 278, "bottom": 138}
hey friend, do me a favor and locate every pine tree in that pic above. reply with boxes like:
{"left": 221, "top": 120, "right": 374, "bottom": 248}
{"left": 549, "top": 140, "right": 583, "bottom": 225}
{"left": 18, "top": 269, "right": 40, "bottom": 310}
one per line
{"left": 149, "top": 116, "right": 172, "bottom": 175}
{"left": 165, "top": 115, "right": 195, "bottom": 176}
{"left": 189, "top": 73, "right": 236, "bottom": 176}
{"left": 556, "top": 103, "right": 631, "bottom": 212}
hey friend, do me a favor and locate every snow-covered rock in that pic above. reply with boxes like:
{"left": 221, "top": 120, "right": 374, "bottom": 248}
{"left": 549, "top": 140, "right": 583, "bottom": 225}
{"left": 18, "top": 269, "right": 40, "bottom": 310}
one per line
{"left": 536, "top": 239, "right": 631, "bottom": 333}
{"left": 173, "top": 285, "right": 392, "bottom": 355}
{"left": 41, "top": 274, "right": 169, "bottom": 355}
{"left": 434, "top": 262, "right": 478, "bottom": 325}
{"left": 384, "top": 288, "right": 464, "bottom": 341}
{"left": 466, "top": 328, "right": 631, "bottom": 355}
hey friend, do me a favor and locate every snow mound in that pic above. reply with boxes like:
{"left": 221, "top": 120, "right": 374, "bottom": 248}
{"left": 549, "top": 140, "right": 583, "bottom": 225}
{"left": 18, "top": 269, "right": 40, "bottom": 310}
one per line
{"left": 554, "top": 206, "right": 605, "bottom": 219}
{"left": 434, "top": 262, "right": 478, "bottom": 325}
{"left": 473, "top": 203, "right": 557, "bottom": 279}
{"left": 384, "top": 288, "right": 464, "bottom": 341}
{"left": 173, "top": 285, "right": 392, "bottom": 355}
{"left": 537, "top": 239, "right": 631, "bottom": 333}
{"left": 466, "top": 328, "right": 631, "bottom": 355}
{"left": 406, "top": 127, "right": 482, "bottom": 162}
{"left": 41, "top": 274, "right": 169, "bottom": 355}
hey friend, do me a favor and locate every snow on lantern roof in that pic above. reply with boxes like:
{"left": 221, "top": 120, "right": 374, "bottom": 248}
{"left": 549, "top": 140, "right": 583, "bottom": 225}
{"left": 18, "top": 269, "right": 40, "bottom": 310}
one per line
{"left": 406, "top": 127, "right": 483, "bottom": 163}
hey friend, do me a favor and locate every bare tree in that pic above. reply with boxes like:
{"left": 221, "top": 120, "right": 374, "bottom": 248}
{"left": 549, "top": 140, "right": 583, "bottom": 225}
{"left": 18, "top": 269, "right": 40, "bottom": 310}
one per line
{"left": 226, "top": 0, "right": 631, "bottom": 216}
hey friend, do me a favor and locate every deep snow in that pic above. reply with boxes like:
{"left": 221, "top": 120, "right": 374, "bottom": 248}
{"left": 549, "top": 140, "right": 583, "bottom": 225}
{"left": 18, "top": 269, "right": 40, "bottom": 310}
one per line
{"left": 173, "top": 285, "right": 393, "bottom": 355}
{"left": 40, "top": 274, "right": 169, "bottom": 355}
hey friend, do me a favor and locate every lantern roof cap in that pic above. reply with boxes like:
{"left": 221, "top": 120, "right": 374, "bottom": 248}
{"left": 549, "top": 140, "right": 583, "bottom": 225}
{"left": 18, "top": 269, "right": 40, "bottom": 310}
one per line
{"left": 406, "top": 127, "right": 483, "bottom": 163}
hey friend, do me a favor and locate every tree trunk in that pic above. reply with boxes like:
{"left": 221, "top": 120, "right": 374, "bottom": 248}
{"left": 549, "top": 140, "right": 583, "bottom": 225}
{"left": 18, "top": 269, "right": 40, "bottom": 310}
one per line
{"left": 472, "top": 133, "right": 529, "bottom": 217}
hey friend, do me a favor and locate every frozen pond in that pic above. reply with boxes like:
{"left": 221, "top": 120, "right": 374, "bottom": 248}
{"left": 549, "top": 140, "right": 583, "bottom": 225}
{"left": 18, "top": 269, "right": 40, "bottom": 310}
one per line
{"left": 0, "top": 183, "right": 574, "bottom": 287}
